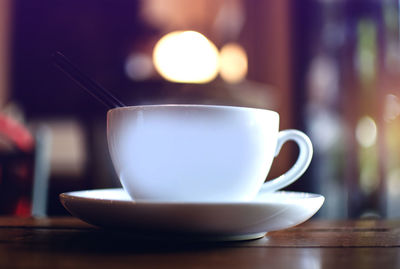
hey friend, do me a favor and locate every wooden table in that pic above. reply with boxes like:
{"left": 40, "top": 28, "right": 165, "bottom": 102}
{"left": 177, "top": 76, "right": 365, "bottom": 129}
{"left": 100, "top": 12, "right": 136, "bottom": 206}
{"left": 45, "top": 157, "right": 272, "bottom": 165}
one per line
{"left": 1, "top": 217, "right": 399, "bottom": 268}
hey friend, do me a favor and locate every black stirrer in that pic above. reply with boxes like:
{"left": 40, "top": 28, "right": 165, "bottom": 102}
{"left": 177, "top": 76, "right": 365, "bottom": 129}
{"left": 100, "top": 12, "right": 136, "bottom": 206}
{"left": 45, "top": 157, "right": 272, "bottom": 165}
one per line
{"left": 53, "top": 52, "right": 125, "bottom": 109}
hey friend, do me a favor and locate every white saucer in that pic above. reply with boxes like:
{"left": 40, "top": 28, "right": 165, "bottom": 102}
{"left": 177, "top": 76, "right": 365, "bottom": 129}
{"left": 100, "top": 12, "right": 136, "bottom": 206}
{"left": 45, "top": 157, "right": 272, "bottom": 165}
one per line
{"left": 60, "top": 188, "right": 324, "bottom": 241}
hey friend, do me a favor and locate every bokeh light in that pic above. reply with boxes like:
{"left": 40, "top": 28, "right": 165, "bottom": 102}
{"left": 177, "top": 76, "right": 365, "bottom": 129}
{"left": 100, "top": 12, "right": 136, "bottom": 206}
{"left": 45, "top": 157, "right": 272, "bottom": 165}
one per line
{"left": 356, "top": 116, "right": 377, "bottom": 148}
{"left": 153, "top": 31, "right": 219, "bottom": 83}
{"left": 384, "top": 94, "right": 400, "bottom": 122}
{"left": 219, "top": 43, "right": 248, "bottom": 84}
{"left": 125, "top": 53, "right": 154, "bottom": 81}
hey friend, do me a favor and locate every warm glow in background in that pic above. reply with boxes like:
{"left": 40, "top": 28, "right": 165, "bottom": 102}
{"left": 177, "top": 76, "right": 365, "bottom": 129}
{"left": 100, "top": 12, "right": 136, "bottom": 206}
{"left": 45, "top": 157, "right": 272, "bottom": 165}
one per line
{"left": 153, "top": 31, "right": 219, "bottom": 83}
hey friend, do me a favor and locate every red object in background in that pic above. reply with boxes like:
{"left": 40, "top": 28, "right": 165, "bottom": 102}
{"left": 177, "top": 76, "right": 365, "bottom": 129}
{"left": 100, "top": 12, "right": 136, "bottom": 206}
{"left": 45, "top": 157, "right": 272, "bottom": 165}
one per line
{"left": 0, "top": 114, "right": 34, "bottom": 152}
{"left": 0, "top": 153, "right": 35, "bottom": 216}
{"left": 0, "top": 114, "right": 35, "bottom": 216}
{"left": 15, "top": 197, "right": 31, "bottom": 216}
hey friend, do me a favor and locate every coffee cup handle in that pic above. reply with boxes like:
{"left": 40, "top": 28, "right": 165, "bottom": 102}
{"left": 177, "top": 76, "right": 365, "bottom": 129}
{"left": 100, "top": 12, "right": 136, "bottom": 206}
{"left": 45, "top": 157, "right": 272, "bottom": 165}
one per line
{"left": 259, "top": 129, "right": 313, "bottom": 193}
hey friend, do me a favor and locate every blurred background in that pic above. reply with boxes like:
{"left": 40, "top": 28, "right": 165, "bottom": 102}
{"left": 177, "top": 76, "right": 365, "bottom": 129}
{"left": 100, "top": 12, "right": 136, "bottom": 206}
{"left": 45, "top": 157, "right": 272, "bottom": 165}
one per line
{"left": 0, "top": 0, "right": 399, "bottom": 219}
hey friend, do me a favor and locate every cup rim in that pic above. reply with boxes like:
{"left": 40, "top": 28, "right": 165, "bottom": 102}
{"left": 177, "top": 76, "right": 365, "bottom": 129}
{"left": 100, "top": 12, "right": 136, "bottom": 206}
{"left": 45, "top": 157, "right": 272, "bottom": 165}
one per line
{"left": 107, "top": 104, "right": 279, "bottom": 117}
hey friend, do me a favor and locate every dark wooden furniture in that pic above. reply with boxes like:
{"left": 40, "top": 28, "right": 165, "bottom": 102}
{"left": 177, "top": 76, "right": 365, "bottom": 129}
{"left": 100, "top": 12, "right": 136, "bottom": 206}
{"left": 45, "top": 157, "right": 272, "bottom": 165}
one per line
{"left": 1, "top": 217, "right": 399, "bottom": 268}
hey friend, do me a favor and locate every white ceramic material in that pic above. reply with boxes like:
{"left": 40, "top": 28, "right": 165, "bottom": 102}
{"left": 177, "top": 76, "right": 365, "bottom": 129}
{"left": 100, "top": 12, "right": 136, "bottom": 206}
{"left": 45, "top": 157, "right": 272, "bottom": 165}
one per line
{"left": 60, "top": 188, "right": 324, "bottom": 241}
{"left": 107, "top": 105, "right": 313, "bottom": 202}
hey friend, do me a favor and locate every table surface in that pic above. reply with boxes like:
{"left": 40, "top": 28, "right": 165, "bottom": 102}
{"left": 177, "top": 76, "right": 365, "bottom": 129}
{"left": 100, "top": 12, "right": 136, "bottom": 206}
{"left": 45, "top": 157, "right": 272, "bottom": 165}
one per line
{"left": 1, "top": 217, "right": 400, "bottom": 269}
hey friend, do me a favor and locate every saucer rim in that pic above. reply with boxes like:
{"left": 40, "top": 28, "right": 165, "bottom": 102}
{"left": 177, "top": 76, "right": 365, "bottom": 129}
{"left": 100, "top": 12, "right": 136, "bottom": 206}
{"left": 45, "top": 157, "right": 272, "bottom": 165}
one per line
{"left": 59, "top": 188, "right": 325, "bottom": 206}
{"left": 59, "top": 188, "right": 325, "bottom": 241}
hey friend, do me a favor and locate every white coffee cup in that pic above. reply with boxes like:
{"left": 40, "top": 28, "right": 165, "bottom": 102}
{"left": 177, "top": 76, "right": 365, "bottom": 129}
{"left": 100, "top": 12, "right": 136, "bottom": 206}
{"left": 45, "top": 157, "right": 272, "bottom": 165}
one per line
{"left": 107, "top": 105, "right": 312, "bottom": 202}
